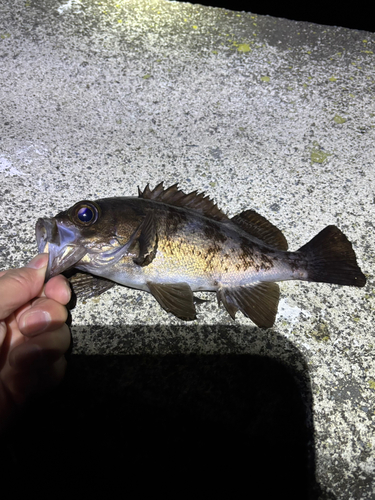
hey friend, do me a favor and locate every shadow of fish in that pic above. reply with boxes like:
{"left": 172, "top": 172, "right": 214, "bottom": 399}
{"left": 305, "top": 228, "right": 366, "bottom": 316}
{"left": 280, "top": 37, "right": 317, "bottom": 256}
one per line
{"left": 35, "top": 183, "right": 366, "bottom": 327}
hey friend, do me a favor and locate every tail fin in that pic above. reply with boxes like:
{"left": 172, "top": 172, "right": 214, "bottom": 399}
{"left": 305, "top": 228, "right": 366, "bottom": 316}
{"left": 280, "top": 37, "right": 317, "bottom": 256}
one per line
{"left": 298, "top": 226, "right": 366, "bottom": 287}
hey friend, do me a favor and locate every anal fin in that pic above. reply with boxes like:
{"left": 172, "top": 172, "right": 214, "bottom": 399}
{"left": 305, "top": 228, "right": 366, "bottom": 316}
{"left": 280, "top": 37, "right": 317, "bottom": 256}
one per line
{"left": 147, "top": 282, "right": 197, "bottom": 320}
{"left": 217, "top": 282, "right": 280, "bottom": 328}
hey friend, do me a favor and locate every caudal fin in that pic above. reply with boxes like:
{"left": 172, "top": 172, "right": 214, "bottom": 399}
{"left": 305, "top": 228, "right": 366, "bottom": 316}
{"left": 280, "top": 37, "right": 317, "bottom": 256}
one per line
{"left": 298, "top": 225, "right": 366, "bottom": 287}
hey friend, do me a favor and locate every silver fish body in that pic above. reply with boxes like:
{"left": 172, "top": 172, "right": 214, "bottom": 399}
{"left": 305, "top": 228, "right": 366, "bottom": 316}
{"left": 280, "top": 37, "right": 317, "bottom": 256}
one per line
{"left": 35, "top": 183, "right": 366, "bottom": 327}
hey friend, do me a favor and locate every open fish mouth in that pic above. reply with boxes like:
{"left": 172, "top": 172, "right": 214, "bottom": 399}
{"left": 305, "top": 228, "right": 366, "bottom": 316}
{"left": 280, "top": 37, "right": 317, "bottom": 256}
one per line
{"left": 36, "top": 218, "right": 87, "bottom": 280}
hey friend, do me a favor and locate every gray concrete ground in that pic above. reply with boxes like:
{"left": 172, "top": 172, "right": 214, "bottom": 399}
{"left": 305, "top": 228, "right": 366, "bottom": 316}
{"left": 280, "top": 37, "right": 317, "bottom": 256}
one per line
{"left": 0, "top": 0, "right": 374, "bottom": 497}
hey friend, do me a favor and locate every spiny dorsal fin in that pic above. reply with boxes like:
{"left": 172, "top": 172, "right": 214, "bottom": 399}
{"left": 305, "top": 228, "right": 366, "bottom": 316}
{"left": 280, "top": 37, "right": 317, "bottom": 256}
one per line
{"left": 138, "top": 182, "right": 229, "bottom": 222}
{"left": 231, "top": 210, "right": 288, "bottom": 250}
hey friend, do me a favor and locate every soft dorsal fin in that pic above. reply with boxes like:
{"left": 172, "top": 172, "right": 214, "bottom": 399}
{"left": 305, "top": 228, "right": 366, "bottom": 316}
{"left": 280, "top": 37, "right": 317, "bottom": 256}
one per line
{"left": 138, "top": 182, "right": 229, "bottom": 222}
{"left": 231, "top": 210, "right": 288, "bottom": 250}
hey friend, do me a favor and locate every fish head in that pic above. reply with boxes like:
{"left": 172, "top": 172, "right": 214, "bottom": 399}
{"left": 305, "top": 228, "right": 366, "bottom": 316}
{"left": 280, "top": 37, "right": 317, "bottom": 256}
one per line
{"left": 36, "top": 198, "right": 143, "bottom": 281}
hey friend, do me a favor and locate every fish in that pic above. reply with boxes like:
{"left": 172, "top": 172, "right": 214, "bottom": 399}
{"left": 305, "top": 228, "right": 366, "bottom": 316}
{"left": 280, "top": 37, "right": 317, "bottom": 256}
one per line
{"left": 35, "top": 182, "right": 366, "bottom": 327}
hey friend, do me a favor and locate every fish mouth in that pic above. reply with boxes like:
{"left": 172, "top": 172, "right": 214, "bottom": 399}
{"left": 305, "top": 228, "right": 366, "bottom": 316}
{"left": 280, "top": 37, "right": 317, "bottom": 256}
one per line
{"left": 36, "top": 218, "right": 87, "bottom": 281}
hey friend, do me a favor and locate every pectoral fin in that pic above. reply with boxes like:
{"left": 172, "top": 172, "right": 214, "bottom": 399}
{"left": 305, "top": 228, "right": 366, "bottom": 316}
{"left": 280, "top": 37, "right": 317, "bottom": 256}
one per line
{"left": 147, "top": 282, "right": 197, "bottom": 320}
{"left": 68, "top": 272, "right": 116, "bottom": 301}
{"left": 133, "top": 211, "right": 158, "bottom": 267}
{"left": 217, "top": 282, "right": 280, "bottom": 328}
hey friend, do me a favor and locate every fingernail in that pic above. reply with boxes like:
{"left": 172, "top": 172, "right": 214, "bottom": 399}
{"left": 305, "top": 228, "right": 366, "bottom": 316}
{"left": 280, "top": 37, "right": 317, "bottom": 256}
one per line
{"left": 63, "top": 281, "right": 72, "bottom": 304}
{"left": 21, "top": 310, "right": 51, "bottom": 334}
{"left": 26, "top": 254, "right": 48, "bottom": 270}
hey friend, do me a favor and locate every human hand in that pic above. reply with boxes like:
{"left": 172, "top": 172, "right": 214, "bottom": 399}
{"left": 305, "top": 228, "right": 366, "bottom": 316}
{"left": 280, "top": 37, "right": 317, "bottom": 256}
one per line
{"left": 0, "top": 254, "right": 71, "bottom": 432}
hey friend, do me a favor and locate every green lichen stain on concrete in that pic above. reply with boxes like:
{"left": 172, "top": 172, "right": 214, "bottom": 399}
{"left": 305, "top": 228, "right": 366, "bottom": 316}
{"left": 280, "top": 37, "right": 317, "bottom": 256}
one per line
{"left": 309, "top": 322, "right": 330, "bottom": 342}
{"left": 237, "top": 43, "right": 250, "bottom": 53}
{"left": 142, "top": 74, "right": 152, "bottom": 79}
{"left": 310, "top": 144, "right": 332, "bottom": 164}
{"left": 333, "top": 115, "right": 347, "bottom": 124}
{"left": 328, "top": 76, "right": 338, "bottom": 82}
{"left": 368, "top": 379, "right": 375, "bottom": 390}
{"left": 0, "top": 33, "right": 11, "bottom": 39}
{"left": 261, "top": 76, "right": 270, "bottom": 82}
{"left": 311, "top": 150, "right": 330, "bottom": 163}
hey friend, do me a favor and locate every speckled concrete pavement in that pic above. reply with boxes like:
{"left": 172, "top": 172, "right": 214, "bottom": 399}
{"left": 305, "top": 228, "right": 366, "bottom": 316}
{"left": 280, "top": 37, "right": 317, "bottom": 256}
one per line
{"left": 0, "top": 0, "right": 374, "bottom": 498}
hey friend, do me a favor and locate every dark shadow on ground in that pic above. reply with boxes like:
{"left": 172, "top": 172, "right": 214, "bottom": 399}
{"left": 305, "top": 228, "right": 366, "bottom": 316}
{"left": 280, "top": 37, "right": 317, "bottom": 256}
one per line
{"left": 1, "top": 325, "right": 336, "bottom": 499}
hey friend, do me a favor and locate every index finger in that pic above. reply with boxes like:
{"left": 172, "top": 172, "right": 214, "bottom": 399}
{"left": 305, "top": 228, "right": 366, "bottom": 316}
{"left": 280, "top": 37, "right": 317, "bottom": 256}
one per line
{"left": 0, "top": 254, "right": 48, "bottom": 320}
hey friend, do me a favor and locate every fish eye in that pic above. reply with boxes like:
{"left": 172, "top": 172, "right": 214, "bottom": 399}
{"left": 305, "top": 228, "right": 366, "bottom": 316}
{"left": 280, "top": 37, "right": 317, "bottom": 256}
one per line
{"left": 78, "top": 206, "right": 94, "bottom": 223}
{"left": 72, "top": 202, "right": 99, "bottom": 226}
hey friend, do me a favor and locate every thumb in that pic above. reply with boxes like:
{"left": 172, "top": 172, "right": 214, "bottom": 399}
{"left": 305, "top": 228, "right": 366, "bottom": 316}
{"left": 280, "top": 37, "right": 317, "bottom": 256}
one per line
{"left": 0, "top": 321, "right": 6, "bottom": 345}
{"left": 0, "top": 254, "right": 49, "bottom": 320}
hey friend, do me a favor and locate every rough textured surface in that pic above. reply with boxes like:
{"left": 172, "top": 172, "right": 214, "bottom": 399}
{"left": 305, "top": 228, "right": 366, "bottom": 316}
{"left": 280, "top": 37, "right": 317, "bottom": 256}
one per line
{"left": 0, "top": 1, "right": 374, "bottom": 498}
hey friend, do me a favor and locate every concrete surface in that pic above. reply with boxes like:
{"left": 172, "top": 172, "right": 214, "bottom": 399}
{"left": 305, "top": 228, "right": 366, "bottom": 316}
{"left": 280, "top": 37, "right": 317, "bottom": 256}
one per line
{"left": 0, "top": 0, "right": 374, "bottom": 498}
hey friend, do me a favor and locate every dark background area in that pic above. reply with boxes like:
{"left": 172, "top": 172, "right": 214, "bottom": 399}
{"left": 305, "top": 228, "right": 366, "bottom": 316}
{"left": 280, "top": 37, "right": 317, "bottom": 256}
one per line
{"left": 1, "top": 321, "right": 334, "bottom": 499}
{"left": 2, "top": 353, "right": 326, "bottom": 498}
{"left": 183, "top": 0, "right": 374, "bottom": 33}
